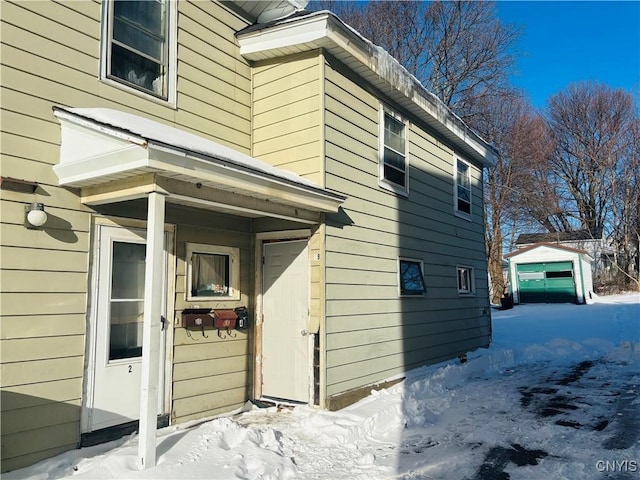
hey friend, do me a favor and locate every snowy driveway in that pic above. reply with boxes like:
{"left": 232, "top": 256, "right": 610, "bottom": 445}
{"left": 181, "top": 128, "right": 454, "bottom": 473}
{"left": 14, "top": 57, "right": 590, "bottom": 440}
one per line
{"left": 7, "top": 294, "right": 639, "bottom": 480}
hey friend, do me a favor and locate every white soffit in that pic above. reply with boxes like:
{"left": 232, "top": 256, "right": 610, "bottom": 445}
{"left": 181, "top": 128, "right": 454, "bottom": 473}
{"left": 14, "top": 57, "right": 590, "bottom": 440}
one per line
{"left": 237, "top": 12, "right": 498, "bottom": 167}
{"left": 52, "top": 107, "right": 345, "bottom": 215}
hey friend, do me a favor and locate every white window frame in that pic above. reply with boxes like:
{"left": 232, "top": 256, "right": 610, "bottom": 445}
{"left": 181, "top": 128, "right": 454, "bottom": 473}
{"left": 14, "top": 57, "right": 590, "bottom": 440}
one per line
{"left": 457, "top": 265, "right": 475, "bottom": 295}
{"left": 186, "top": 243, "right": 240, "bottom": 301}
{"left": 454, "top": 157, "right": 472, "bottom": 219}
{"left": 398, "top": 257, "right": 426, "bottom": 297}
{"left": 379, "top": 105, "right": 409, "bottom": 195}
{"left": 100, "top": 0, "right": 177, "bottom": 105}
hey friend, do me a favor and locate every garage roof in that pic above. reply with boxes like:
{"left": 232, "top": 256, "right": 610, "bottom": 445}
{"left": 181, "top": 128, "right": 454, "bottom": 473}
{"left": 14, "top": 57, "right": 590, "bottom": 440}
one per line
{"left": 505, "top": 242, "right": 593, "bottom": 260}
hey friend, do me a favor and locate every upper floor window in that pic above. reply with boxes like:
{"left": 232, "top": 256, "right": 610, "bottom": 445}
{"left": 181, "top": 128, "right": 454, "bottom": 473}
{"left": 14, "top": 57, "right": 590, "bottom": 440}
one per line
{"left": 455, "top": 158, "right": 471, "bottom": 217}
{"left": 379, "top": 107, "right": 408, "bottom": 194}
{"left": 102, "top": 0, "right": 176, "bottom": 102}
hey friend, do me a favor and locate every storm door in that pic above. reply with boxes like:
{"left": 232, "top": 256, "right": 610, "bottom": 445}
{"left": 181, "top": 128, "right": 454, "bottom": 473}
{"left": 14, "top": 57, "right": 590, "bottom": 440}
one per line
{"left": 83, "top": 225, "right": 170, "bottom": 432}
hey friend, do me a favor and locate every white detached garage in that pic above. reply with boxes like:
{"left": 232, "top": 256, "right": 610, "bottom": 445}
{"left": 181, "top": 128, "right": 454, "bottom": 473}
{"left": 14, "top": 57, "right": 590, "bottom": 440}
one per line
{"left": 505, "top": 242, "right": 594, "bottom": 305}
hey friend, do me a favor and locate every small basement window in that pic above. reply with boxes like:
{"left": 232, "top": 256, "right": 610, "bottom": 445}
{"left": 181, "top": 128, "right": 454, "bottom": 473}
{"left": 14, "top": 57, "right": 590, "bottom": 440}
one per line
{"left": 457, "top": 265, "right": 475, "bottom": 295}
{"left": 399, "top": 258, "right": 426, "bottom": 296}
{"left": 186, "top": 243, "right": 240, "bottom": 301}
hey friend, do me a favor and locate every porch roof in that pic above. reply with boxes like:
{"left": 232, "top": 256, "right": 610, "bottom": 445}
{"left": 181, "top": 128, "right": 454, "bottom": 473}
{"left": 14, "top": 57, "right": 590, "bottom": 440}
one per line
{"left": 52, "top": 107, "right": 345, "bottom": 224}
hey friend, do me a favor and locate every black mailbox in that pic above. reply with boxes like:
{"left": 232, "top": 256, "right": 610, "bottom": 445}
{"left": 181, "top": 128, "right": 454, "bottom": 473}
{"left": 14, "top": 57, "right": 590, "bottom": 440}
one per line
{"left": 235, "top": 307, "right": 249, "bottom": 329}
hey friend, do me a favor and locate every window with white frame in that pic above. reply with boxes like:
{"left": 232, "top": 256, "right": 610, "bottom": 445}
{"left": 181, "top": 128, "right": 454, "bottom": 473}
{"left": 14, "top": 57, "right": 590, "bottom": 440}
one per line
{"left": 457, "top": 265, "right": 475, "bottom": 295}
{"left": 380, "top": 107, "right": 408, "bottom": 194}
{"left": 455, "top": 159, "right": 472, "bottom": 216}
{"left": 399, "top": 258, "right": 426, "bottom": 296}
{"left": 186, "top": 243, "right": 240, "bottom": 301}
{"left": 102, "top": 0, "right": 175, "bottom": 101}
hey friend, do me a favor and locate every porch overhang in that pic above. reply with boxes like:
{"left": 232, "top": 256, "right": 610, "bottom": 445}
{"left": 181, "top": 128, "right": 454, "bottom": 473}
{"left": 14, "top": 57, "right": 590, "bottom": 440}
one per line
{"left": 52, "top": 107, "right": 345, "bottom": 224}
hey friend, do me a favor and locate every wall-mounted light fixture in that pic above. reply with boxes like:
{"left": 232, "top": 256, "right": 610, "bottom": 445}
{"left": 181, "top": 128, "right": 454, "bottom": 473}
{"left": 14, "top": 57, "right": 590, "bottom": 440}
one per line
{"left": 26, "top": 202, "right": 47, "bottom": 228}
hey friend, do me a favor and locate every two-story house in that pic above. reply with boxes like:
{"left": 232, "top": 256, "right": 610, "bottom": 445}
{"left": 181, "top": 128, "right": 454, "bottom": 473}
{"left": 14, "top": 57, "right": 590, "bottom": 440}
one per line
{"left": 0, "top": 0, "right": 497, "bottom": 471}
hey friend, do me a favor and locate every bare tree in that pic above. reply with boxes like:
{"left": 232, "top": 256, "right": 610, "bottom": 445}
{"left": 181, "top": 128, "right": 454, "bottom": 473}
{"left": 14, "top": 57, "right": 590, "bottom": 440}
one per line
{"left": 607, "top": 116, "right": 640, "bottom": 290}
{"left": 543, "top": 82, "right": 639, "bottom": 291}
{"left": 546, "top": 82, "right": 636, "bottom": 232}
{"left": 309, "top": 1, "right": 521, "bottom": 127}
{"left": 476, "top": 91, "right": 555, "bottom": 302}
{"left": 421, "top": 1, "right": 520, "bottom": 124}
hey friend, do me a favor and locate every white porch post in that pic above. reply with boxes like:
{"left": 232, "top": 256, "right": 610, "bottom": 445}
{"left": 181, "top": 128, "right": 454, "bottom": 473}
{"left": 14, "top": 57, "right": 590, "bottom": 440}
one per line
{"left": 138, "top": 191, "right": 166, "bottom": 470}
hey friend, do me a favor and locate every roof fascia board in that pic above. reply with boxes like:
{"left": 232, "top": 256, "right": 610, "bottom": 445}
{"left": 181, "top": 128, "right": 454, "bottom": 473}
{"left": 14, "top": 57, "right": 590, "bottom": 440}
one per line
{"left": 237, "top": 13, "right": 497, "bottom": 167}
{"left": 80, "top": 174, "right": 320, "bottom": 224}
{"left": 157, "top": 176, "right": 319, "bottom": 224}
{"left": 80, "top": 173, "right": 163, "bottom": 205}
{"left": 237, "top": 13, "right": 330, "bottom": 54}
{"left": 505, "top": 242, "right": 591, "bottom": 259}
{"left": 147, "top": 145, "right": 343, "bottom": 212}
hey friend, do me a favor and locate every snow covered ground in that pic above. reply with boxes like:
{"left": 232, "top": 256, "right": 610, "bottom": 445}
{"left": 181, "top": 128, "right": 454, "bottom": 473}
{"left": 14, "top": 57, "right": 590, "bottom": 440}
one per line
{"left": 7, "top": 293, "right": 639, "bottom": 480}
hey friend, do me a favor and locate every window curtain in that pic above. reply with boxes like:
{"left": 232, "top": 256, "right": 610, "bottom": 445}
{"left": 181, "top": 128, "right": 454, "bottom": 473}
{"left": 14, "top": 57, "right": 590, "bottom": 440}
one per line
{"left": 192, "top": 253, "right": 226, "bottom": 294}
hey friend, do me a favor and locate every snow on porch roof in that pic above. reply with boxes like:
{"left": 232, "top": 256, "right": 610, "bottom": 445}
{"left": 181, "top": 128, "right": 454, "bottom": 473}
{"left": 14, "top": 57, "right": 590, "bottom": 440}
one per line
{"left": 52, "top": 107, "right": 345, "bottom": 219}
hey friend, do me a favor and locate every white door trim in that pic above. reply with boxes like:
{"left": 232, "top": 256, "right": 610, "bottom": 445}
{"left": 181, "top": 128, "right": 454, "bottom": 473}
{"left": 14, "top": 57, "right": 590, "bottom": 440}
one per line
{"left": 82, "top": 218, "right": 175, "bottom": 433}
{"left": 253, "top": 230, "right": 311, "bottom": 401}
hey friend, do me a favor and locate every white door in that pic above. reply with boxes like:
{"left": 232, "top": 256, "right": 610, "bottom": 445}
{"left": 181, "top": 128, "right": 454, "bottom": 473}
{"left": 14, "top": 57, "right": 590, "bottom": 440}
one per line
{"left": 85, "top": 225, "right": 169, "bottom": 432}
{"left": 262, "top": 241, "right": 310, "bottom": 402}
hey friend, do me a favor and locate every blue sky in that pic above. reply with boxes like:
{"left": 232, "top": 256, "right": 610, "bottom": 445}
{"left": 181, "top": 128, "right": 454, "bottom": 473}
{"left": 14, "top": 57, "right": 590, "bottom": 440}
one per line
{"left": 496, "top": 1, "right": 640, "bottom": 109}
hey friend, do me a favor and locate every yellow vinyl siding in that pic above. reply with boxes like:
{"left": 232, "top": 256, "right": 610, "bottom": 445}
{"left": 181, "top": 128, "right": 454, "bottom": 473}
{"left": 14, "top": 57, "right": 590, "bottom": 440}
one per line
{"left": 1, "top": 337, "right": 85, "bottom": 363}
{"left": 0, "top": 0, "right": 254, "bottom": 471}
{"left": 0, "top": 356, "right": 84, "bottom": 388}
{"left": 172, "top": 356, "right": 250, "bottom": 382}
{"left": 322, "top": 55, "right": 490, "bottom": 399}
{"left": 251, "top": 52, "right": 323, "bottom": 185}
{"left": 172, "top": 387, "right": 248, "bottom": 423}
{"left": 1, "top": 314, "right": 86, "bottom": 340}
{"left": 169, "top": 209, "right": 253, "bottom": 424}
{"left": 1, "top": 378, "right": 81, "bottom": 410}
{"left": 2, "top": 399, "right": 82, "bottom": 436}
{"left": 0, "top": 423, "right": 80, "bottom": 473}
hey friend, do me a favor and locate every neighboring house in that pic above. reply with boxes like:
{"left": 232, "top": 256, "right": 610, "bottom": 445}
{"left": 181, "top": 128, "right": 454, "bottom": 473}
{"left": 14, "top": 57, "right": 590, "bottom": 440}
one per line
{"left": 505, "top": 243, "right": 594, "bottom": 304}
{"left": 515, "top": 228, "right": 612, "bottom": 280}
{"left": 0, "top": 0, "right": 497, "bottom": 471}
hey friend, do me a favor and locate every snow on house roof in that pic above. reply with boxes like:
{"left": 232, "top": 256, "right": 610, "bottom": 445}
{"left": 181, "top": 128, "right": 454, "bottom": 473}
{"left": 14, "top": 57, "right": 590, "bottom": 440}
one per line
{"left": 231, "top": 0, "right": 309, "bottom": 24}
{"left": 515, "top": 228, "right": 604, "bottom": 246}
{"left": 236, "top": 10, "right": 499, "bottom": 167}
